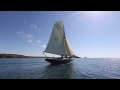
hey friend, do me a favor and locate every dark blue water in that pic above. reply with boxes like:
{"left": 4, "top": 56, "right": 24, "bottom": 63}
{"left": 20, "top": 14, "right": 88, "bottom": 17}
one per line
{"left": 0, "top": 58, "right": 120, "bottom": 79}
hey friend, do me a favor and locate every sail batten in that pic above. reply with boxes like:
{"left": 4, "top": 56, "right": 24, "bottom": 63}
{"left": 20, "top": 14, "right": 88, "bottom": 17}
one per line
{"left": 45, "top": 20, "right": 75, "bottom": 57}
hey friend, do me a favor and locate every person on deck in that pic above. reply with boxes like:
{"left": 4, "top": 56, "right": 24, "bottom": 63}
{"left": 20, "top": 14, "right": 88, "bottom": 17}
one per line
{"left": 65, "top": 55, "right": 67, "bottom": 58}
{"left": 61, "top": 55, "right": 63, "bottom": 58}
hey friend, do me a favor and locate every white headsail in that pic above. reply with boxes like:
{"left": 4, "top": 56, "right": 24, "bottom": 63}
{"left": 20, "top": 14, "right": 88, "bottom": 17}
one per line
{"left": 44, "top": 20, "right": 75, "bottom": 57}
{"left": 64, "top": 37, "right": 75, "bottom": 56}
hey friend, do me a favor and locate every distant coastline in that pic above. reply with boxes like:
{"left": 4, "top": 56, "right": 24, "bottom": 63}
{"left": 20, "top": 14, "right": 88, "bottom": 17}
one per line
{"left": 0, "top": 54, "right": 50, "bottom": 58}
{"left": 0, "top": 54, "right": 80, "bottom": 58}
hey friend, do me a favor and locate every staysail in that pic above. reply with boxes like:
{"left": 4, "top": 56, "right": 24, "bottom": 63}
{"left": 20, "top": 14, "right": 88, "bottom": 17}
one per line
{"left": 44, "top": 20, "right": 75, "bottom": 57}
{"left": 64, "top": 37, "right": 75, "bottom": 57}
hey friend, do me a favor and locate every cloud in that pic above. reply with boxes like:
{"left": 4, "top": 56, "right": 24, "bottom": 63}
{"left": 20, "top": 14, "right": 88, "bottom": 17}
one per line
{"left": 17, "top": 31, "right": 35, "bottom": 45}
{"left": 34, "top": 40, "right": 41, "bottom": 45}
{"left": 28, "top": 40, "right": 33, "bottom": 42}
{"left": 17, "top": 31, "right": 34, "bottom": 40}
{"left": 30, "top": 24, "right": 34, "bottom": 27}
{"left": 30, "top": 24, "right": 37, "bottom": 29}
{"left": 17, "top": 32, "right": 21, "bottom": 34}
{"left": 33, "top": 25, "right": 37, "bottom": 29}
{"left": 36, "top": 40, "right": 41, "bottom": 43}
{"left": 41, "top": 45, "right": 46, "bottom": 48}
{"left": 24, "top": 21, "right": 27, "bottom": 23}
{"left": 25, "top": 34, "right": 33, "bottom": 38}
{"left": 30, "top": 24, "right": 41, "bottom": 32}
{"left": 17, "top": 31, "right": 24, "bottom": 34}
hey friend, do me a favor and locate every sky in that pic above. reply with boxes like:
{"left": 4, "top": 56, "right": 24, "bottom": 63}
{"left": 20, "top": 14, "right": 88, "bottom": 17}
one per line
{"left": 0, "top": 11, "right": 120, "bottom": 58}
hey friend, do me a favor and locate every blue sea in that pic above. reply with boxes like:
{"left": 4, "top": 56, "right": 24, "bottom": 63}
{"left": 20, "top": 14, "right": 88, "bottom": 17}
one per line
{"left": 0, "top": 58, "right": 120, "bottom": 79}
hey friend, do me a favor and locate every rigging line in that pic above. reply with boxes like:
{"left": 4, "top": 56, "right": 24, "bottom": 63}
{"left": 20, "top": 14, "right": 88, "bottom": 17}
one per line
{"left": 43, "top": 51, "right": 63, "bottom": 56}
{"left": 63, "top": 25, "right": 67, "bottom": 55}
{"left": 63, "top": 24, "right": 66, "bottom": 38}
{"left": 43, "top": 51, "right": 48, "bottom": 59}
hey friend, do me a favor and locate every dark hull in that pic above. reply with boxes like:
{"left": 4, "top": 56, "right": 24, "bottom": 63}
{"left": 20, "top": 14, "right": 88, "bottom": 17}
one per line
{"left": 45, "top": 58, "right": 73, "bottom": 64}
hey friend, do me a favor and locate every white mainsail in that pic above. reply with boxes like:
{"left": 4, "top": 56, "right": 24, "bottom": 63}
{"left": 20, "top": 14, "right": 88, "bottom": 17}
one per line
{"left": 45, "top": 20, "right": 75, "bottom": 57}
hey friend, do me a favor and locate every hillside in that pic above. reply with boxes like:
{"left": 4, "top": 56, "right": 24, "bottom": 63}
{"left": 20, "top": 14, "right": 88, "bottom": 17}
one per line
{"left": 0, "top": 54, "right": 42, "bottom": 58}
{"left": 0, "top": 54, "right": 80, "bottom": 58}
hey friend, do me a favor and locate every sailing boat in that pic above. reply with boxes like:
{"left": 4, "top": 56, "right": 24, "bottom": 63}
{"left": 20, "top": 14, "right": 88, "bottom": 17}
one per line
{"left": 43, "top": 20, "right": 78, "bottom": 64}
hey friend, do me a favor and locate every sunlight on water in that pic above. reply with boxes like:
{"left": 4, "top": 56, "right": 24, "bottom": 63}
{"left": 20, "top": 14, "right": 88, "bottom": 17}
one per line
{"left": 0, "top": 58, "right": 120, "bottom": 79}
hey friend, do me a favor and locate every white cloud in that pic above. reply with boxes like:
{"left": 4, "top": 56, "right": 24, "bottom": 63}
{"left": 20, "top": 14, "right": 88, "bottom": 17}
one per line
{"left": 17, "top": 31, "right": 35, "bottom": 44}
{"left": 33, "top": 25, "right": 37, "bottom": 29}
{"left": 36, "top": 40, "right": 41, "bottom": 43}
{"left": 17, "top": 32, "right": 20, "bottom": 34}
{"left": 30, "top": 24, "right": 37, "bottom": 29}
{"left": 28, "top": 40, "right": 33, "bottom": 42}
{"left": 41, "top": 45, "right": 46, "bottom": 48}
{"left": 24, "top": 21, "right": 27, "bottom": 23}
{"left": 17, "top": 31, "right": 24, "bottom": 34}
{"left": 30, "top": 24, "right": 42, "bottom": 31}
{"left": 30, "top": 24, "right": 34, "bottom": 27}
{"left": 17, "top": 31, "right": 34, "bottom": 40}
{"left": 25, "top": 34, "right": 33, "bottom": 38}
{"left": 35, "top": 40, "right": 41, "bottom": 44}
